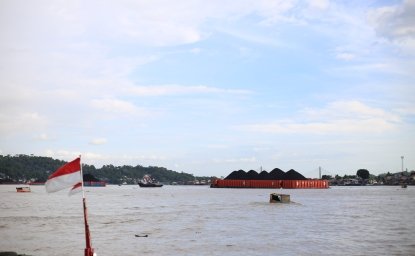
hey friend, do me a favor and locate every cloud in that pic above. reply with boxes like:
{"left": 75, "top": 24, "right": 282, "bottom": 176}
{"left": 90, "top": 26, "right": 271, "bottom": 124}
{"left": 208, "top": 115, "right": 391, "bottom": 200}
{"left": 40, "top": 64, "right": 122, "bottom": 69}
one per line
{"left": 255, "top": 0, "right": 297, "bottom": 25}
{"left": 335, "top": 52, "right": 356, "bottom": 61}
{"left": 190, "top": 48, "right": 202, "bottom": 54}
{"left": 213, "top": 156, "right": 257, "bottom": 164}
{"left": 243, "top": 119, "right": 395, "bottom": 134}
{"left": 34, "top": 133, "right": 52, "bottom": 141}
{"left": 307, "top": 0, "right": 330, "bottom": 10}
{"left": 368, "top": 0, "right": 415, "bottom": 53}
{"left": 328, "top": 62, "right": 407, "bottom": 76}
{"left": 302, "top": 101, "right": 400, "bottom": 122}
{"left": 128, "top": 84, "right": 252, "bottom": 96}
{"left": 44, "top": 150, "right": 167, "bottom": 167}
{"left": 239, "top": 100, "right": 401, "bottom": 134}
{"left": 45, "top": 150, "right": 104, "bottom": 162}
{"left": 0, "top": 0, "right": 306, "bottom": 49}
{"left": 0, "top": 1, "right": 199, "bottom": 47}
{"left": 90, "top": 98, "right": 150, "bottom": 116}
{"left": 0, "top": 111, "right": 48, "bottom": 136}
{"left": 206, "top": 144, "right": 229, "bottom": 149}
{"left": 96, "top": 153, "right": 169, "bottom": 167}
{"left": 368, "top": 0, "right": 415, "bottom": 40}
{"left": 89, "top": 138, "right": 107, "bottom": 145}
{"left": 1, "top": 1, "right": 413, "bottom": 176}
{"left": 119, "top": 154, "right": 167, "bottom": 162}
{"left": 216, "top": 26, "right": 291, "bottom": 48}
{"left": 395, "top": 105, "right": 415, "bottom": 116}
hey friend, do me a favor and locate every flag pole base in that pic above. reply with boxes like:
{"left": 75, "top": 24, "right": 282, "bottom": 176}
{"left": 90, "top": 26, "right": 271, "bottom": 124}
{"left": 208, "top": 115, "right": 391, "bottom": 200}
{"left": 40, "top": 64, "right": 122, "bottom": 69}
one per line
{"left": 85, "top": 248, "right": 95, "bottom": 256}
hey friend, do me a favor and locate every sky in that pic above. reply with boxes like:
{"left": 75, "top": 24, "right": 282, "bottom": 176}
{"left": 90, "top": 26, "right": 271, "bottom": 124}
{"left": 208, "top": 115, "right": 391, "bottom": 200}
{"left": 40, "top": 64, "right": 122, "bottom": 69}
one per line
{"left": 1, "top": 0, "right": 414, "bottom": 178}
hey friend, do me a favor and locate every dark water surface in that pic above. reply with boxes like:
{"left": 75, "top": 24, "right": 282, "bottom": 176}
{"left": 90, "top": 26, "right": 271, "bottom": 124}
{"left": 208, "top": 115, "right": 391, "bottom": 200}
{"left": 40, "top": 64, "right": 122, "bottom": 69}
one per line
{"left": 1, "top": 185, "right": 414, "bottom": 255}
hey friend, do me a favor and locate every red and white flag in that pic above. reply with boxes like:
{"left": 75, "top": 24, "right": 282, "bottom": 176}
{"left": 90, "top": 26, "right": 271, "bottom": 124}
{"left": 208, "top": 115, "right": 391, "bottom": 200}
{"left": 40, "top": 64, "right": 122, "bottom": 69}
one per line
{"left": 45, "top": 157, "right": 82, "bottom": 193}
{"left": 68, "top": 182, "right": 83, "bottom": 196}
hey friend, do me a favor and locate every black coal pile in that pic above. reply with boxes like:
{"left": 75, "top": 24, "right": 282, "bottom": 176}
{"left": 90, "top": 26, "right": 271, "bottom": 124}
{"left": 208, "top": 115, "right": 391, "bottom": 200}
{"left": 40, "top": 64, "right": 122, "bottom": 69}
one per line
{"left": 282, "top": 169, "right": 307, "bottom": 180}
{"left": 258, "top": 170, "right": 272, "bottom": 180}
{"left": 225, "top": 170, "right": 247, "bottom": 180}
{"left": 83, "top": 173, "right": 100, "bottom": 181}
{"left": 224, "top": 168, "right": 307, "bottom": 180}
{"left": 269, "top": 168, "right": 285, "bottom": 179}
{"left": 246, "top": 170, "right": 259, "bottom": 179}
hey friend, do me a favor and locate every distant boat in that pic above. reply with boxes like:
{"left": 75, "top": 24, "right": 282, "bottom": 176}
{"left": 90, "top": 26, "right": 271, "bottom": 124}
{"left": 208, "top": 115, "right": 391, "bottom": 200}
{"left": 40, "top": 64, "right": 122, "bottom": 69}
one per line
{"left": 83, "top": 174, "right": 106, "bottom": 187}
{"left": 83, "top": 181, "right": 106, "bottom": 187}
{"left": 138, "top": 175, "right": 163, "bottom": 188}
{"left": 16, "top": 187, "right": 31, "bottom": 192}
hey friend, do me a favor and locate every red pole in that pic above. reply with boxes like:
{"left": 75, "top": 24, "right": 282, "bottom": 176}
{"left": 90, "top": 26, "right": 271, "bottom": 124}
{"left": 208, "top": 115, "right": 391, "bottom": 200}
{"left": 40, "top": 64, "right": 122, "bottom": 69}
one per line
{"left": 83, "top": 197, "right": 95, "bottom": 256}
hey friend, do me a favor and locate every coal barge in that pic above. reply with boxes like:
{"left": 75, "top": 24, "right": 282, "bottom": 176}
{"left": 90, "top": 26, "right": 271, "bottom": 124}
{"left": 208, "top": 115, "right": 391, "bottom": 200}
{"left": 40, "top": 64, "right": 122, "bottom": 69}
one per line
{"left": 83, "top": 173, "right": 106, "bottom": 187}
{"left": 211, "top": 168, "right": 328, "bottom": 189}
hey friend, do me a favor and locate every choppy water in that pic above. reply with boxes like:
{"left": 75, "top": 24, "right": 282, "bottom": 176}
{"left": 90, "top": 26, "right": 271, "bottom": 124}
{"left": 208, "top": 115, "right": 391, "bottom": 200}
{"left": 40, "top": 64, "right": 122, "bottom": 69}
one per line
{"left": 1, "top": 185, "right": 414, "bottom": 256}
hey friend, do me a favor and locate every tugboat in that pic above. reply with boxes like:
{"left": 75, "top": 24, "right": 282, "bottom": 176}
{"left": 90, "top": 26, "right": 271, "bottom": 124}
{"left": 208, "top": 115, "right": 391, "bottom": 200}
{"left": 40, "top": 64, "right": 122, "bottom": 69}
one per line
{"left": 138, "top": 175, "right": 163, "bottom": 187}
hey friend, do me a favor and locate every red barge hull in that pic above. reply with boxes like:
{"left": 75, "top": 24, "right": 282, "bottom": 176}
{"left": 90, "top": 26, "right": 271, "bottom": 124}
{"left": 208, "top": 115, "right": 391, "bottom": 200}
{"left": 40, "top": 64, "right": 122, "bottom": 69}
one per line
{"left": 211, "top": 179, "right": 328, "bottom": 189}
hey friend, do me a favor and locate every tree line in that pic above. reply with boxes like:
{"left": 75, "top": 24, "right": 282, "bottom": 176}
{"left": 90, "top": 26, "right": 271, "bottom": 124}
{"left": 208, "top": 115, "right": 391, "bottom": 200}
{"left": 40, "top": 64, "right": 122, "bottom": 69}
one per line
{"left": 0, "top": 154, "right": 211, "bottom": 184}
{"left": 322, "top": 168, "right": 415, "bottom": 185}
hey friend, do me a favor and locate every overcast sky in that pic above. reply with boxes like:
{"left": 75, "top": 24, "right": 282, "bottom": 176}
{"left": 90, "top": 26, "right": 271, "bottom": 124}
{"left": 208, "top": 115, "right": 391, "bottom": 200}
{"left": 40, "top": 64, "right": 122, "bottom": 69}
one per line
{"left": 1, "top": 0, "right": 414, "bottom": 177}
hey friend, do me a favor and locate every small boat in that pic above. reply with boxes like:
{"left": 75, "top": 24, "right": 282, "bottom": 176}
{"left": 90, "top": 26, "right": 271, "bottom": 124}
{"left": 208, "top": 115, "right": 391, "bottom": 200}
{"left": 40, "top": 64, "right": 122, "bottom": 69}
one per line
{"left": 16, "top": 187, "right": 31, "bottom": 192}
{"left": 138, "top": 175, "right": 163, "bottom": 188}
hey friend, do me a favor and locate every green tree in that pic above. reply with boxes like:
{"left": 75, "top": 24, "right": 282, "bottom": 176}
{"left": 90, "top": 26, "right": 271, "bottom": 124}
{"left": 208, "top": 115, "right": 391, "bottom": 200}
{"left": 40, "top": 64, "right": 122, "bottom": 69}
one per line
{"left": 322, "top": 175, "right": 332, "bottom": 180}
{"left": 356, "top": 169, "right": 370, "bottom": 180}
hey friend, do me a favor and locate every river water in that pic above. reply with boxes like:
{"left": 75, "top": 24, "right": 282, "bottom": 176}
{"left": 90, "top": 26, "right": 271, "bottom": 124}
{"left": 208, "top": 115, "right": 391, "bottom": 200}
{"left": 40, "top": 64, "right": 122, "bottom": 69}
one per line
{"left": 0, "top": 185, "right": 414, "bottom": 256}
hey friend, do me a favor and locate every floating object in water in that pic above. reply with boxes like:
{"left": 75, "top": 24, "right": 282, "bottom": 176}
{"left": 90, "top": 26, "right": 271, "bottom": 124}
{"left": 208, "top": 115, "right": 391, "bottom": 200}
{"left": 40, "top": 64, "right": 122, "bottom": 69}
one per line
{"left": 269, "top": 193, "right": 290, "bottom": 203}
{"left": 16, "top": 187, "right": 31, "bottom": 193}
{"left": 0, "top": 252, "right": 29, "bottom": 256}
{"left": 135, "top": 234, "right": 148, "bottom": 237}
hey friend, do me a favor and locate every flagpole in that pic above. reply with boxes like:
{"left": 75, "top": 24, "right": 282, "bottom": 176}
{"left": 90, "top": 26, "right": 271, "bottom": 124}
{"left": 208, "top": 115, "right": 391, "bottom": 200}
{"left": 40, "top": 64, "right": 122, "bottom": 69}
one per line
{"left": 80, "top": 155, "right": 95, "bottom": 256}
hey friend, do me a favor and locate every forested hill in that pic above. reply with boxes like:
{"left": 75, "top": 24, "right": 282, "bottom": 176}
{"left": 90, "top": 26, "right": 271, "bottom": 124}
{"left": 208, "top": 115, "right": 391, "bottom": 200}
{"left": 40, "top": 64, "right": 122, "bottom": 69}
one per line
{"left": 0, "top": 154, "right": 200, "bottom": 184}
